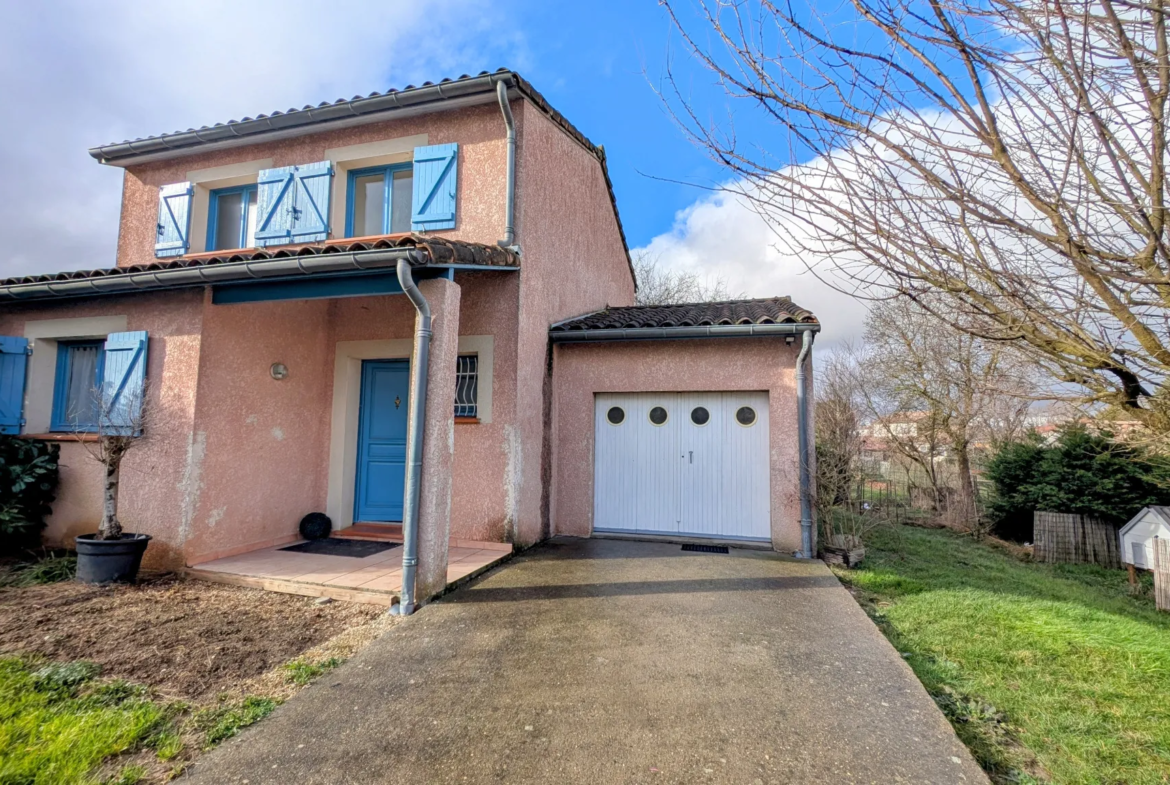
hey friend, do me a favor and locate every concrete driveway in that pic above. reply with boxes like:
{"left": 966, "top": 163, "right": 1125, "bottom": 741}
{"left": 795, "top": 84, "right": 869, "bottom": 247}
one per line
{"left": 185, "top": 537, "right": 986, "bottom": 784}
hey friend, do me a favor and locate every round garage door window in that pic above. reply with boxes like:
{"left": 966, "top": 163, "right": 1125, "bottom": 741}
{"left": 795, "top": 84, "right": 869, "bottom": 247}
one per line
{"left": 690, "top": 406, "right": 710, "bottom": 425}
{"left": 735, "top": 406, "right": 757, "bottom": 426}
{"left": 649, "top": 406, "right": 669, "bottom": 426}
{"left": 606, "top": 406, "right": 625, "bottom": 425}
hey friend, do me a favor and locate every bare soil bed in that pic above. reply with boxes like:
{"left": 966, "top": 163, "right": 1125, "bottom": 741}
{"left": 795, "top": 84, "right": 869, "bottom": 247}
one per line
{"left": 0, "top": 573, "right": 382, "bottom": 700}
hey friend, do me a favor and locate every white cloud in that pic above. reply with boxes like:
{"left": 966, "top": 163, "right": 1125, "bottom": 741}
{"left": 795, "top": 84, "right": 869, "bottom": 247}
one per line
{"left": 0, "top": 0, "right": 525, "bottom": 278}
{"left": 634, "top": 188, "right": 870, "bottom": 348}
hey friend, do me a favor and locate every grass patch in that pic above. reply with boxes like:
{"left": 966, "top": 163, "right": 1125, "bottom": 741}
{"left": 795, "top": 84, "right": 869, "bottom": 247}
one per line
{"left": 192, "top": 696, "right": 280, "bottom": 748}
{"left": 0, "top": 655, "right": 287, "bottom": 783}
{"left": 102, "top": 764, "right": 145, "bottom": 785}
{"left": 0, "top": 554, "right": 76, "bottom": 588}
{"left": 282, "top": 656, "right": 343, "bottom": 686}
{"left": 0, "top": 658, "right": 168, "bottom": 785}
{"left": 837, "top": 525, "right": 1170, "bottom": 784}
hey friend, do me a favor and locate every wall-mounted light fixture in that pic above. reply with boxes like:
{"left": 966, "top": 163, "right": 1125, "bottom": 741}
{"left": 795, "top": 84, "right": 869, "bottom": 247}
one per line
{"left": 270, "top": 363, "right": 289, "bottom": 380}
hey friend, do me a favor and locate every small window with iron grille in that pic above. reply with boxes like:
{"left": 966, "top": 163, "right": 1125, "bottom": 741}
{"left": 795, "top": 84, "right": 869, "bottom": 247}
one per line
{"left": 455, "top": 354, "right": 479, "bottom": 419}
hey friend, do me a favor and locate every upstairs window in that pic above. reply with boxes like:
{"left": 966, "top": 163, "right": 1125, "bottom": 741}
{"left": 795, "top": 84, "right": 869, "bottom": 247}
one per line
{"left": 51, "top": 340, "right": 105, "bottom": 432}
{"left": 207, "top": 185, "right": 258, "bottom": 251}
{"left": 347, "top": 165, "right": 413, "bottom": 237}
{"left": 454, "top": 354, "right": 479, "bottom": 419}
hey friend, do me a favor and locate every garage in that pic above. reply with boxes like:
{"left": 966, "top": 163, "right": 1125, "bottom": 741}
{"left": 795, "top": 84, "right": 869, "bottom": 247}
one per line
{"left": 593, "top": 391, "right": 771, "bottom": 541}
{"left": 549, "top": 297, "right": 819, "bottom": 555}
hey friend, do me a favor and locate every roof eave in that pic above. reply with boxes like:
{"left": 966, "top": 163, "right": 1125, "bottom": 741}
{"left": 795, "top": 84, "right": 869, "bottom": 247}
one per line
{"left": 0, "top": 238, "right": 520, "bottom": 304}
{"left": 549, "top": 322, "right": 821, "bottom": 343}
{"left": 89, "top": 73, "right": 518, "bottom": 167}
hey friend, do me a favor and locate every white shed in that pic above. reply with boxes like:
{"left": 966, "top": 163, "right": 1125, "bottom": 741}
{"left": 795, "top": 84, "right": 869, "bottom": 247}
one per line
{"left": 1119, "top": 507, "right": 1170, "bottom": 570}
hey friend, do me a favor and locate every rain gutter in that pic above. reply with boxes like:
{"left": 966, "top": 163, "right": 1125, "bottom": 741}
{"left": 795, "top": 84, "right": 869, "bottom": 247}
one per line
{"left": 392, "top": 260, "right": 432, "bottom": 617}
{"left": 0, "top": 247, "right": 429, "bottom": 303}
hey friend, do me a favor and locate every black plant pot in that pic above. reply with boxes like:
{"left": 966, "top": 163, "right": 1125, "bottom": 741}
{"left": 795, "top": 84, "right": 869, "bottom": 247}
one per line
{"left": 75, "top": 533, "right": 152, "bottom": 584}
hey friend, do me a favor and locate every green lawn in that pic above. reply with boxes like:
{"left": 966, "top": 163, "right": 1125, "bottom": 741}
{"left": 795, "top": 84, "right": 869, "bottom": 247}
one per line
{"left": 0, "top": 659, "right": 171, "bottom": 785}
{"left": 836, "top": 525, "right": 1170, "bottom": 784}
{"left": 0, "top": 657, "right": 286, "bottom": 784}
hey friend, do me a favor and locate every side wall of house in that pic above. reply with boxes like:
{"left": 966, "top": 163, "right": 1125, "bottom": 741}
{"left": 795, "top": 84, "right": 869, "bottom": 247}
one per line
{"left": 0, "top": 291, "right": 205, "bottom": 569}
{"left": 510, "top": 103, "right": 636, "bottom": 545}
{"left": 550, "top": 338, "right": 804, "bottom": 553}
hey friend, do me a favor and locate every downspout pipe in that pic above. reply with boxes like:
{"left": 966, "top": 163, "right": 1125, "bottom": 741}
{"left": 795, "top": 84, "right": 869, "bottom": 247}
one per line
{"left": 796, "top": 329, "right": 816, "bottom": 559}
{"left": 496, "top": 81, "right": 518, "bottom": 252}
{"left": 391, "top": 260, "right": 432, "bottom": 616}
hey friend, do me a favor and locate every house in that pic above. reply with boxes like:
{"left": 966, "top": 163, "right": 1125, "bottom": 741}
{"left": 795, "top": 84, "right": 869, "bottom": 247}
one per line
{"left": 1120, "top": 507, "right": 1170, "bottom": 571}
{"left": 0, "top": 70, "right": 819, "bottom": 609}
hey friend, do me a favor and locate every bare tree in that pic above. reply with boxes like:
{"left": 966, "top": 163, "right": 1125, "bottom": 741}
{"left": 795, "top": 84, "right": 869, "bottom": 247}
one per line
{"left": 661, "top": 0, "right": 1170, "bottom": 436}
{"left": 814, "top": 351, "right": 865, "bottom": 512}
{"left": 632, "top": 250, "right": 740, "bottom": 305}
{"left": 856, "top": 297, "right": 1036, "bottom": 529}
{"left": 76, "top": 381, "right": 148, "bottom": 541}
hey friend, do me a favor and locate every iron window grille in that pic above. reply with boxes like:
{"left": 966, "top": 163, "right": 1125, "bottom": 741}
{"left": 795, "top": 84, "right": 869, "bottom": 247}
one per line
{"left": 455, "top": 354, "right": 479, "bottom": 418}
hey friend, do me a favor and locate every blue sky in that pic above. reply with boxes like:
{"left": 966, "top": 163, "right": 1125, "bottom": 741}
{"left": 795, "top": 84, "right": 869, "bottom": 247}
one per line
{"left": 0, "top": 0, "right": 865, "bottom": 343}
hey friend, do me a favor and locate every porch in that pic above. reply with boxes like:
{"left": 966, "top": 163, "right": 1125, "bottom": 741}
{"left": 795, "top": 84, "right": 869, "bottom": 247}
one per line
{"left": 187, "top": 527, "right": 512, "bottom": 606}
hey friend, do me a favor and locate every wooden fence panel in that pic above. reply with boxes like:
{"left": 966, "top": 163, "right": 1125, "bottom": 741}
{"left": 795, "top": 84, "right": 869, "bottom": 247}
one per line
{"left": 1033, "top": 511, "right": 1122, "bottom": 569}
{"left": 1155, "top": 538, "right": 1170, "bottom": 613}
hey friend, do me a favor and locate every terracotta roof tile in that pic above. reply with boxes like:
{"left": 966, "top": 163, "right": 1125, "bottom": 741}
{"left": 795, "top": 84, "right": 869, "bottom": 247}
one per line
{"left": 550, "top": 297, "right": 817, "bottom": 332}
{"left": 0, "top": 235, "right": 517, "bottom": 289}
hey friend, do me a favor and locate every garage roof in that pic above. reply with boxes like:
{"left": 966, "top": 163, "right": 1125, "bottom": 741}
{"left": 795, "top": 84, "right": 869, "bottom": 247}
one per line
{"left": 551, "top": 297, "right": 817, "bottom": 333}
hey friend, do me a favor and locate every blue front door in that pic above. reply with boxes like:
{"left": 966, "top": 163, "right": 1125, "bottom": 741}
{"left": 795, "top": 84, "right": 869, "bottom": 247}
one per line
{"left": 354, "top": 360, "right": 410, "bottom": 522}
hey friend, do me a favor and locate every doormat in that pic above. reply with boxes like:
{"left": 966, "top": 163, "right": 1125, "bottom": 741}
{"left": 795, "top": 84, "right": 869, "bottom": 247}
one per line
{"left": 681, "top": 543, "right": 730, "bottom": 554}
{"left": 280, "top": 539, "right": 400, "bottom": 558}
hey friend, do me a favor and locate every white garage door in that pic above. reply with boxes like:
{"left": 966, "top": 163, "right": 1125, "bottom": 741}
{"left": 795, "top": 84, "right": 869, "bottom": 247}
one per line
{"left": 593, "top": 392, "right": 770, "bottom": 541}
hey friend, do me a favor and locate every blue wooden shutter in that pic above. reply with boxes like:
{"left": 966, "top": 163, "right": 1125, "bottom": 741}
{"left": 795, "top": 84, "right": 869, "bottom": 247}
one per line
{"left": 255, "top": 166, "right": 296, "bottom": 246}
{"left": 0, "top": 337, "right": 30, "bottom": 434}
{"left": 100, "top": 331, "right": 148, "bottom": 436}
{"left": 289, "top": 161, "right": 334, "bottom": 243}
{"left": 411, "top": 144, "right": 458, "bottom": 231}
{"left": 155, "top": 182, "right": 193, "bottom": 258}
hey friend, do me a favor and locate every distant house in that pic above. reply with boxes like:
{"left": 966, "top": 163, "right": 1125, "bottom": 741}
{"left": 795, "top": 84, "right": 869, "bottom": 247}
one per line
{"left": 0, "top": 70, "right": 821, "bottom": 604}
{"left": 1120, "top": 507, "right": 1170, "bottom": 570}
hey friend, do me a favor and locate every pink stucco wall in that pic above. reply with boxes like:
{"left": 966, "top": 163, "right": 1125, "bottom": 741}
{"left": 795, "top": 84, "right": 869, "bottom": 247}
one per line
{"left": 0, "top": 291, "right": 205, "bottom": 569}
{"left": 179, "top": 277, "right": 521, "bottom": 564}
{"left": 181, "top": 295, "right": 334, "bottom": 564}
{"left": 506, "top": 103, "right": 637, "bottom": 546}
{"left": 550, "top": 338, "right": 805, "bottom": 554}
{"left": 448, "top": 272, "right": 520, "bottom": 542}
{"left": 414, "top": 277, "right": 460, "bottom": 600}
{"left": 116, "top": 103, "right": 514, "bottom": 268}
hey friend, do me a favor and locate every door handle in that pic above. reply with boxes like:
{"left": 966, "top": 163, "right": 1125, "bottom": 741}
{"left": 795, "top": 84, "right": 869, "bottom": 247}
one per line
{"left": 689, "top": 451, "right": 693, "bottom": 464}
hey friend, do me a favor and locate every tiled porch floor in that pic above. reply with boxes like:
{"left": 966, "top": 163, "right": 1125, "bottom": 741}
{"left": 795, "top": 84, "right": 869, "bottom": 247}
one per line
{"left": 187, "top": 537, "right": 511, "bottom": 606}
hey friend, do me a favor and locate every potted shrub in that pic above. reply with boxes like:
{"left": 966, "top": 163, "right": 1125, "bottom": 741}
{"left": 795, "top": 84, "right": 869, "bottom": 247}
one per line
{"left": 74, "top": 338, "right": 151, "bottom": 584}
